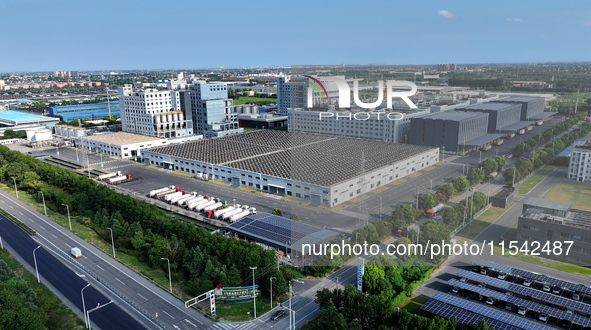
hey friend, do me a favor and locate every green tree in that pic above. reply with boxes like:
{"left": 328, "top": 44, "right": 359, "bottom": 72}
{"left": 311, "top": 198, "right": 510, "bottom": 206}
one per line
{"left": 442, "top": 207, "right": 460, "bottom": 226}
{"left": 437, "top": 183, "right": 456, "bottom": 200}
{"left": 271, "top": 208, "right": 282, "bottom": 216}
{"left": 503, "top": 167, "right": 521, "bottom": 187}
{"left": 452, "top": 177, "right": 469, "bottom": 193}
{"left": 418, "top": 192, "right": 437, "bottom": 211}
{"left": 289, "top": 213, "right": 299, "bottom": 221}
{"left": 467, "top": 168, "right": 485, "bottom": 186}
{"left": 495, "top": 155, "right": 507, "bottom": 168}
{"left": 363, "top": 266, "right": 386, "bottom": 293}
{"left": 481, "top": 158, "right": 498, "bottom": 175}
{"left": 390, "top": 204, "right": 415, "bottom": 227}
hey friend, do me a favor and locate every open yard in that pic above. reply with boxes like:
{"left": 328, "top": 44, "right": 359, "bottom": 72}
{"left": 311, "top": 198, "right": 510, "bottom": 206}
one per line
{"left": 454, "top": 205, "right": 513, "bottom": 241}
{"left": 232, "top": 96, "right": 277, "bottom": 106}
{"left": 544, "top": 182, "right": 591, "bottom": 212}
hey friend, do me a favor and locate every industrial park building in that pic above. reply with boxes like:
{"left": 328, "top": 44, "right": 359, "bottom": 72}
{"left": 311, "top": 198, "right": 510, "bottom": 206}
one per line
{"left": 409, "top": 111, "right": 503, "bottom": 152}
{"left": 456, "top": 102, "right": 524, "bottom": 133}
{"left": 568, "top": 146, "right": 591, "bottom": 182}
{"left": 48, "top": 101, "right": 120, "bottom": 122}
{"left": 491, "top": 96, "right": 553, "bottom": 121}
{"left": 141, "top": 130, "right": 438, "bottom": 206}
{"left": 75, "top": 132, "right": 169, "bottom": 158}
{"left": 518, "top": 198, "right": 591, "bottom": 265}
{"left": 287, "top": 108, "right": 433, "bottom": 143}
{"left": 277, "top": 76, "right": 342, "bottom": 115}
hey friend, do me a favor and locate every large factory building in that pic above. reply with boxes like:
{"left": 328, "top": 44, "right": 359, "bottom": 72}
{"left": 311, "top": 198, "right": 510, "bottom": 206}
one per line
{"left": 141, "top": 130, "right": 438, "bottom": 206}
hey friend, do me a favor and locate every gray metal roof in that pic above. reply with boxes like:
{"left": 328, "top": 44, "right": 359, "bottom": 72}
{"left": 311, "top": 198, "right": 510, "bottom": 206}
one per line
{"left": 499, "top": 121, "right": 536, "bottom": 132}
{"left": 424, "top": 111, "right": 488, "bottom": 121}
{"left": 458, "top": 103, "right": 518, "bottom": 111}
{"left": 496, "top": 96, "right": 545, "bottom": 103}
{"left": 528, "top": 112, "right": 556, "bottom": 120}
{"left": 523, "top": 197, "right": 571, "bottom": 212}
{"left": 463, "top": 134, "right": 505, "bottom": 147}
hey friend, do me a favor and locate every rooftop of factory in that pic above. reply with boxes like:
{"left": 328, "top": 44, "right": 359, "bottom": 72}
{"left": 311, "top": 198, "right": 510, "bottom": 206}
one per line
{"left": 80, "top": 132, "right": 165, "bottom": 145}
{"left": 146, "top": 130, "right": 435, "bottom": 186}
{"left": 523, "top": 197, "right": 572, "bottom": 212}
{"left": 459, "top": 103, "right": 520, "bottom": 111}
{"left": 423, "top": 111, "right": 488, "bottom": 121}
{"left": 522, "top": 208, "right": 591, "bottom": 231}
{"left": 0, "top": 110, "right": 59, "bottom": 124}
{"left": 496, "top": 95, "right": 545, "bottom": 103}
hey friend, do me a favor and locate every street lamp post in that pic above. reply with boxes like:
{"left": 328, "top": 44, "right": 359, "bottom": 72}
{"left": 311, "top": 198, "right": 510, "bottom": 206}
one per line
{"left": 10, "top": 177, "right": 18, "bottom": 198}
{"left": 429, "top": 179, "right": 433, "bottom": 193}
{"left": 81, "top": 284, "right": 91, "bottom": 328}
{"left": 87, "top": 301, "right": 113, "bottom": 330}
{"left": 105, "top": 228, "right": 115, "bottom": 258}
{"left": 33, "top": 246, "right": 41, "bottom": 283}
{"left": 62, "top": 204, "right": 71, "bottom": 231}
{"left": 161, "top": 258, "right": 172, "bottom": 293}
{"left": 250, "top": 266, "right": 257, "bottom": 318}
{"left": 270, "top": 277, "right": 277, "bottom": 307}
{"left": 38, "top": 191, "right": 47, "bottom": 216}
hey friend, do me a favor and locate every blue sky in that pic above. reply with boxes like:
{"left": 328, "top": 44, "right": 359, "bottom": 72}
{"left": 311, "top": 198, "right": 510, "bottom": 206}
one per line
{"left": 0, "top": 0, "right": 590, "bottom": 71}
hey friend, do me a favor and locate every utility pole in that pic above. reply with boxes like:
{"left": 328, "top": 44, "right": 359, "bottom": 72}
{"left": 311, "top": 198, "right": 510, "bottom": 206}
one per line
{"left": 250, "top": 266, "right": 257, "bottom": 318}
{"left": 270, "top": 277, "right": 277, "bottom": 307}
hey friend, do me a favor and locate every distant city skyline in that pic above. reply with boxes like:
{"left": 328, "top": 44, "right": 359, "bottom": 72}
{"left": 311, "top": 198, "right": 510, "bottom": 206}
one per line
{"left": 0, "top": 0, "right": 590, "bottom": 72}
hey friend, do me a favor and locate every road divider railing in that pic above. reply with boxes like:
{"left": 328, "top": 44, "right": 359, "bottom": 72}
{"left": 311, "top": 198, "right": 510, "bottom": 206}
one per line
{"left": 0, "top": 207, "right": 36, "bottom": 236}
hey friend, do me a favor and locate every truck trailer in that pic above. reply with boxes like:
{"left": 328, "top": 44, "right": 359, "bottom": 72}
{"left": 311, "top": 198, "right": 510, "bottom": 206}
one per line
{"left": 425, "top": 203, "right": 445, "bottom": 218}
{"left": 154, "top": 187, "right": 181, "bottom": 199}
{"left": 149, "top": 186, "right": 175, "bottom": 197}
{"left": 108, "top": 175, "right": 132, "bottom": 185}
{"left": 98, "top": 171, "right": 121, "bottom": 181}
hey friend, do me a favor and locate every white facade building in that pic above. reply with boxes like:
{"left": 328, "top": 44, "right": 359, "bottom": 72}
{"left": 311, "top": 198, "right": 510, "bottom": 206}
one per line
{"left": 288, "top": 109, "right": 433, "bottom": 143}
{"left": 118, "top": 85, "right": 193, "bottom": 138}
{"left": 277, "top": 76, "right": 343, "bottom": 115}
{"left": 568, "top": 146, "right": 591, "bottom": 182}
{"left": 75, "top": 132, "right": 169, "bottom": 159}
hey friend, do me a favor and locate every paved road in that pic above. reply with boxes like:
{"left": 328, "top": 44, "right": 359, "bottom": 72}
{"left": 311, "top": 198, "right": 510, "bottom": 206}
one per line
{"left": 0, "top": 214, "right": 145, "bottom": 330}
{"left": 416, "top": 167, "right": 591, "bottom": 301}
{"left": 0, "top": 189, "right": 215, "bottom": 330}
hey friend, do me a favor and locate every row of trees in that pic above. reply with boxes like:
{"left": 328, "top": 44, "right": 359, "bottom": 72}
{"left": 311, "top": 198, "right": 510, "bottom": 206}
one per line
{"left": 0, "top": 130, "right": 26, "bottom": 140}
{"left": 0, "top": 145, "right": 294, "bottom": 300}
{"left": 504, "top": 120, "right": 591, "bottom": 186}
{"left": 513, "top": 113, "right": 586, "bottom": 157}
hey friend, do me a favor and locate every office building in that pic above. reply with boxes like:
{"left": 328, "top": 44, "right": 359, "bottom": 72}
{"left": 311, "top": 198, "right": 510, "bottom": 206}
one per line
{"left": 518, "top": 198, "right": 591, "bottom": 265}
{"left": 180, "top": 80, "right": 242, "bottom": 138}
{"left": 75, "top": 132, "right": 168, "bottom": 159}
{"left": 409, "top": 111, "right": 503, "bottom": 152}
{"left": 141, "top": 130, "right": 438, "bottom": 206}
{"left": 277, "top": 76, "right": 342, "bottom": 115}
{"left": 568, "top": 146, "right": 591, "bottom": 182}
{"left": 48, "top": 101, "right": 120, "bottom": 122}
{"left": 118, "top": 84, "right": 193, "bottom": 138}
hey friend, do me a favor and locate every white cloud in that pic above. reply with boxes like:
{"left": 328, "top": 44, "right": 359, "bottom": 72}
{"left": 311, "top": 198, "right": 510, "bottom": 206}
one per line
{"left": 437, "top": 10, "right": 455, "bottom": 19}
{"left": 506, "top": 18, "right": 522, "bottom": 23}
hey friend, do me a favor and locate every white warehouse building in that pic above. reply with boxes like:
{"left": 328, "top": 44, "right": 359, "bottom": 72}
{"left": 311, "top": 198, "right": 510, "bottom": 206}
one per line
{"left": 141, "top": 130, "right": 438, "bottom": 206}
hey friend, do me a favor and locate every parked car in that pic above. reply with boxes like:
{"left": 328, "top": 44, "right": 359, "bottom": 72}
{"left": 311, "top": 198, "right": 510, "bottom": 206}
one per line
{"left": 505, "top": 303, "right": 513, "bottom": 311}
{"left": 486, "top": 297, "right": 495, "bottom": 305}
{"left": 573, "top": 293, "right": 581, "bottom": 301}
{"left": 472, "top": 266, "right": 481, "bottom": 273}
{"left": 543, "top": 284, "right": 551, "bottom": 292}
{"left": 451, "top": 286, "right": 459, "bottom": 294}
{"left": 539, "top": 312, "right": 548, "bottom": 322}
{"left": 552, "top": 286, "right": 562, "bottom": 295}
{"left": 523, "top": 279, "right": 533, "bottom": 287}
{"left": 498, "top": 272, "right": 508, "bottom": 280}
{"left": 480, "top": 268, "right": 487, "bottom": 275}
{"left": 518, "top": 306, "right": 527, "bottom": 316}
{"left": 270, "top": 310, "right": 286, "bottom": 321}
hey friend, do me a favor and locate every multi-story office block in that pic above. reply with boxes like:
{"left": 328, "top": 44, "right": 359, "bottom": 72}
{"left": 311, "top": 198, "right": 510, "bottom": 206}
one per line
{"left": 568, "top": 146, "right": 591, "bottom": 182}
{"left": 277, "top": 76, "right": 341, "bottom": 115}
{"left": 118, "top": 85, "right": 193, "bottom": 138}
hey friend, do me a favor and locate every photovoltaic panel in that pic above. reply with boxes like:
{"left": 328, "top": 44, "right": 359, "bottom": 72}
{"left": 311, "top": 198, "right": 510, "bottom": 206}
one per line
{"left": 431, "top": 293, "right": 553, "bottom": 330}
{"left": 422, "top": 299, "right": 517, "bottom": 330}
{"left": 447, "top": 279, "right": 591, "bottom": 327}
{"left": 471, "top": 258, "right": 591, "bottom": 295}
{"left": 458, "top": 270, "right": 591, "bottom": 314}
{"left": 457, "top": 270, "right": 511, "bottom": 289}
{"left": 470, "top": 258, "right": 513, "bottom": 273}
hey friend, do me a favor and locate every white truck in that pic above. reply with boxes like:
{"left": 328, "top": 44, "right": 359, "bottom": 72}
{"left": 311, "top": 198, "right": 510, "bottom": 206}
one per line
{"left": 182, "top": 195, "right": 203, "bottom": 207}
{"left": 150, "top": 186, "right": 175, "bottom": 198}
{"left": 164, "top": 191, "right": 183, "bottom": 202}
{"left": 229, "top": 208, "right": 257, "bottom": 223}
{"left": 214, "top": 206, "right": 235, "bottom": 219}
{"left": 71, "top": 247, "right": 82, "bottom": 258}
{"left": 195, "top": 200, "right": 216, "bottom": 212}
{"left": 186, "top": 198, "right": 207, "bottom": 210}
{"left": 222, "top": 207, "right": 244, "bottom": 220}
{"left": 175, "top": 193, "right": 197, "bottom": 206}
{"left": 98, "top": 171, "right": 121, "bottom": 181}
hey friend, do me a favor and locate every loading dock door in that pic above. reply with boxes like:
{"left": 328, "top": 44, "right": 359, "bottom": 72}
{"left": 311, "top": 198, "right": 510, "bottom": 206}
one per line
{"left": 232, "top": 176, "right": 240, "bottom": 185}
{"left": 268, "top": 184, "right": 286, "bottom": 196}
{"left": 311, "top": 194, "right": 321, "bottom": 205}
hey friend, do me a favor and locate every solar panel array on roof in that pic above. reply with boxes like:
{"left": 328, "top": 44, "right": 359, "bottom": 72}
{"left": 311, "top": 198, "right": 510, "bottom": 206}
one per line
{"left": 225, "top": 213, "right": 338, "bottom": 251}
{"left": 146, "top": 130, "right": 435, "bottom": 186}
{"left": 431, "top": 293, "right": 552, "bottom": 330}
{"left": 421, "top": 299, "right": 517, "bottom": 330}
{"left": 458, "top": 271, "right": 591, "bottom": 314}
{"left": 470, "top": 258, "right": 591, "bottom": 295}
{"left": 448, "top": 279, "right": 591, "bottom": 327}
{"left": 431, "top": 292, "right": 552, "bottom": 330}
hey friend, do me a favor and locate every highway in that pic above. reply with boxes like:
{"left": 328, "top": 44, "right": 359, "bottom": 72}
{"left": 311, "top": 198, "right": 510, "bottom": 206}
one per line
{"left": 0, "top": 214, "right": 145, "bottom": 330}
{"left": 0, "top": 189, "right": 216, "bottom": 330}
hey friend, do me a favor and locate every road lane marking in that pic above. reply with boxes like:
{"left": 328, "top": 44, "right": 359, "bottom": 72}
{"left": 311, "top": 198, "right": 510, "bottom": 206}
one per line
{"left": 8, "top": 205, "right": 13, "bottom": 209}
{"left": 39, "top": 225, "right": 46, "bottom": 230}
{"left": 163, "top": 310, "right": 174, "bottom": 319}
{"left": 138, "top": 293, "right": 148, "bottom": 300}
{"left": 96, "top": 265, "right": 105, "bottom": 271}
{"left": 51, "top": 233, "right": 58, "bottom": 238}
{"left": 17, "top": 211, "right": 23, "bottom": 215}
{"left": 115, "top": 278, "right": 125, "bottom": 285}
